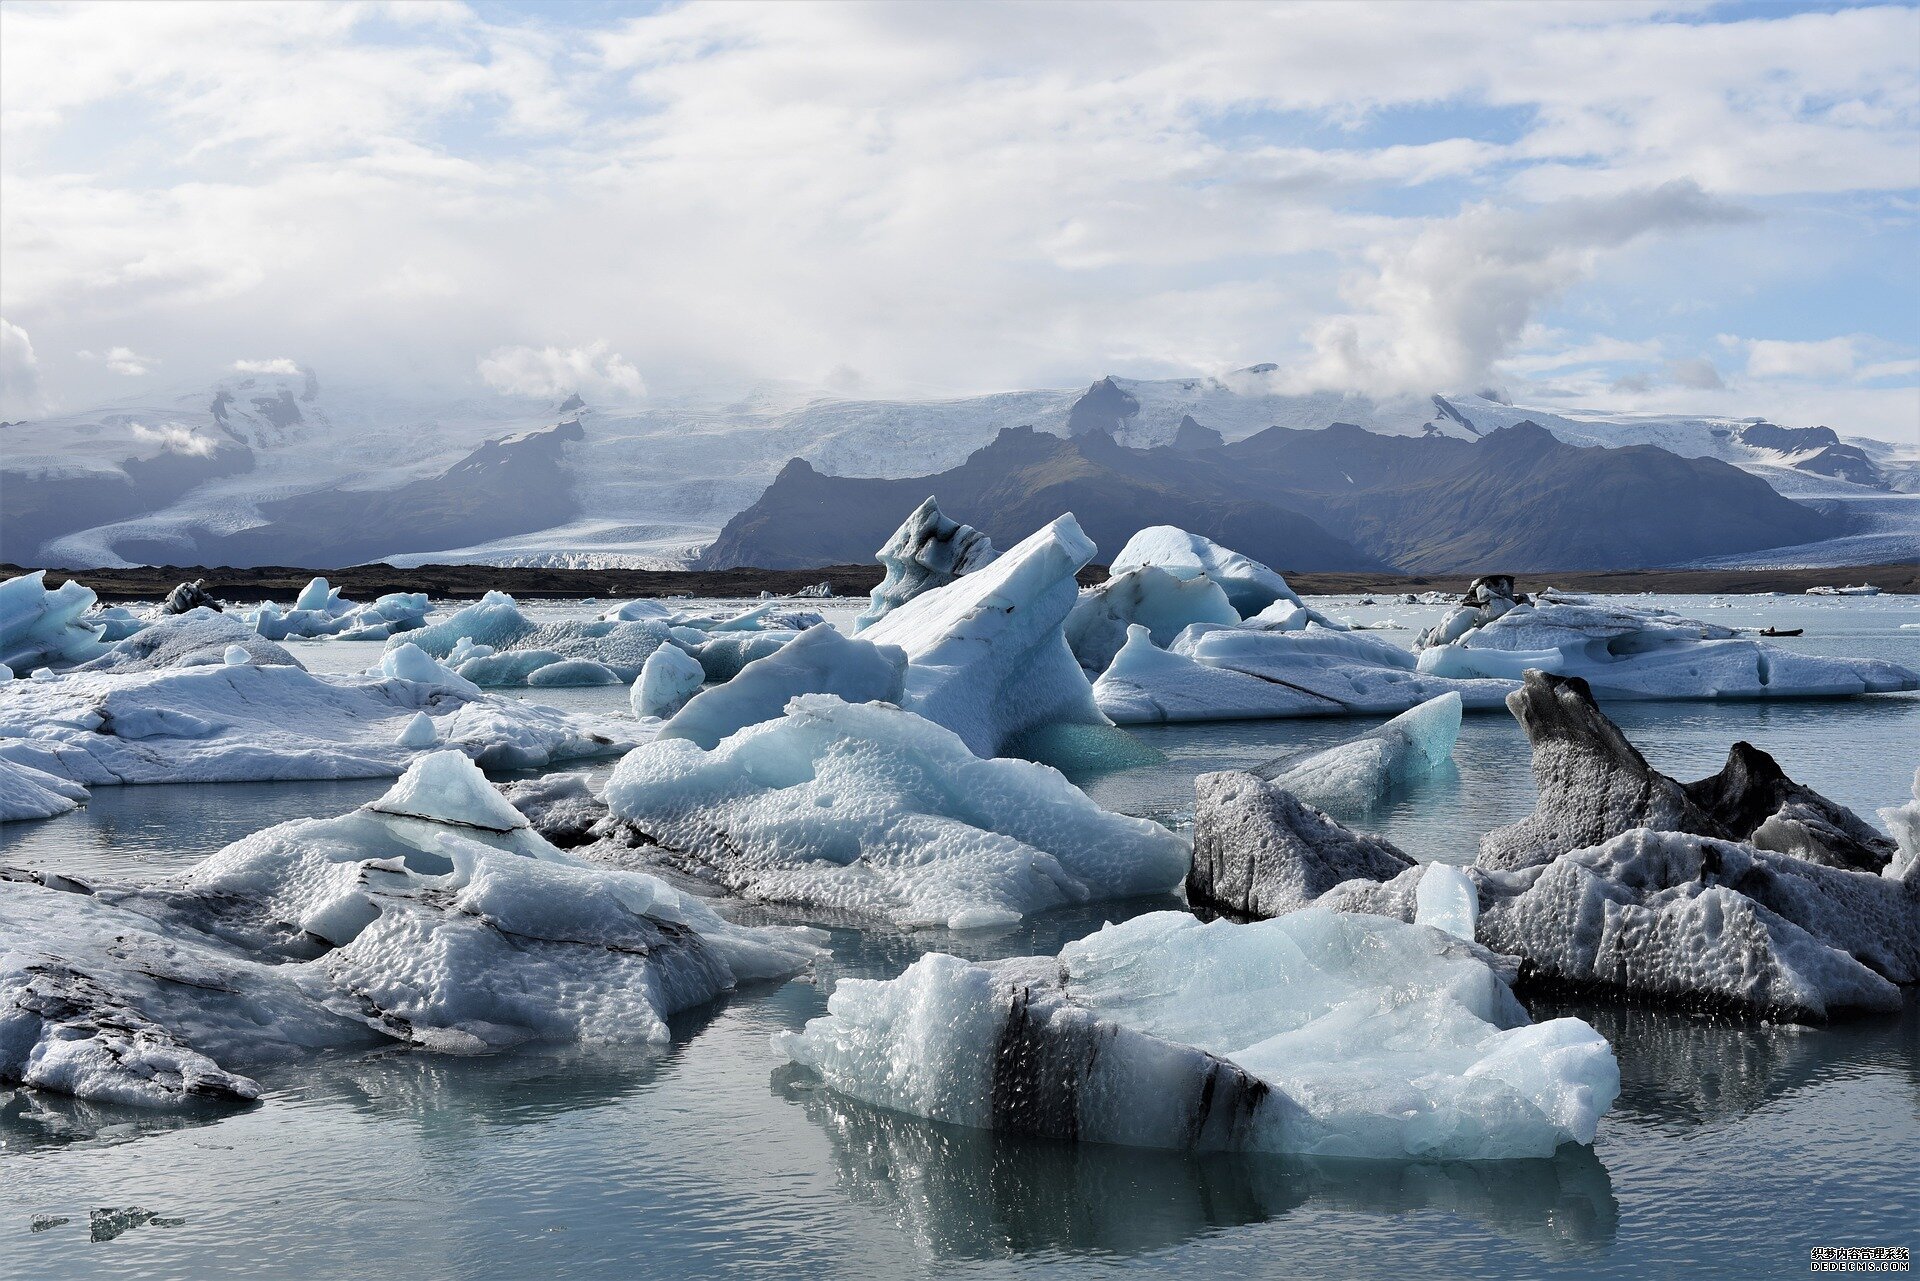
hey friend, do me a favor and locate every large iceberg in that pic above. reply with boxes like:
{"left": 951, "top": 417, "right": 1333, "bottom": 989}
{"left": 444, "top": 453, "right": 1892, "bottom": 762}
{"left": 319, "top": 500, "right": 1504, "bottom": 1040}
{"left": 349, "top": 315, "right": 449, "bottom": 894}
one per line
{"left": 1188, "top": 772, "right": 1416, "bottom": 921}
{"left": 1254, "top": 692, "right": 1461, "bottom": 812}
{"left": 0, "top": 752, "right": 821, "bottom": 1106}
{"left": 1108, "top": 527, "right": 1306, "bottom": 620}
{"left": 1093, "top": 624, "right": 1515, "bottom": 724}
{"left": 1416, "top": 592, "right": 1917, "bottom": 699}
{"left": 0, "top": 628, "right": 632, "bottom": 794}
{"left": 244, "top": 577, "right": 430, "bottom": 642}
{"left": 601, "top": 695, "right": 1189, "bottom": 929}
{"left": 658, "top": 625, "right": 906, "bottom": 750}
{"left": 1064, "top": 566, "right": 1239, "bottom": 675}
{"left": 862, "top": 515, "right": 1110, "bottom": 758}
{"left": 0, "top": 571, "right": 112, "bottom": 671}
{"left": 775, "top": 909, "right": 1619, "bottom": 1160}
{"left": 854, "top": 497, "right": 995, "bottom": 632}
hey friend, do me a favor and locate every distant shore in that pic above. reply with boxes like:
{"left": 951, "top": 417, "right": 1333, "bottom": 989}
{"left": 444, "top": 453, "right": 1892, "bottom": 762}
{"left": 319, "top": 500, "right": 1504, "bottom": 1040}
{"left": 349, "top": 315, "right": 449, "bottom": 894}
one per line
{"left": 8, "top": 560, "right": 1916, "bottom": 600}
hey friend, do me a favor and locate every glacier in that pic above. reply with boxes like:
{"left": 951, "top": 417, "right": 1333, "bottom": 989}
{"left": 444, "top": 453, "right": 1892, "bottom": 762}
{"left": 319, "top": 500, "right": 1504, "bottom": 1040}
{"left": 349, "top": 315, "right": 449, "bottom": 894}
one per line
{"left": 0, "top": 752, "right": 821, "bottom": 1107}
{"left": 600, "top": 695, "right": 1189, "bottom": 930}
{"left": 775, "top": 909, "right": 1619, "bottom": 1160}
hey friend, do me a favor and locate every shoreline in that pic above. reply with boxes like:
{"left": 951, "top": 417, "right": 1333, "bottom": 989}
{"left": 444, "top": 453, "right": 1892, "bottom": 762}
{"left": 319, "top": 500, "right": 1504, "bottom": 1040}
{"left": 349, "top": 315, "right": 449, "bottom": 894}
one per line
{"left": 7, "top": 560, "right": 1916, "bottom": 600}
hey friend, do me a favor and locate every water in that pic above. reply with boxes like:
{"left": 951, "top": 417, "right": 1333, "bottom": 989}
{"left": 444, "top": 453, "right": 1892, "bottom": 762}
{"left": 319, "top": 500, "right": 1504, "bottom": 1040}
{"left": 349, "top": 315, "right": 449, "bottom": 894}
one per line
{"left": 4, "top": 594, "right": 1917, "bottom": 1279}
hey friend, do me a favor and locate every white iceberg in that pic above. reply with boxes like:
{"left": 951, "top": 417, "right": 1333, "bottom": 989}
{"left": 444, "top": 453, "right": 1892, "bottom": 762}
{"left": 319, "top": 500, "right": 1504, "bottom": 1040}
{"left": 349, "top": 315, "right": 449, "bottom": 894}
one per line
{"left": 0, "top": 571, "right": 111, "bottom": 671}
{"left": 1880, "top": 768, "right": 1920, "bottom": 882}
{"left": 1255, "top": 692, "right": 1462, "bottom": 812}
{"left": 854, "top": 497, "right": 996, "bottom": 632}
{"left": 602, "top": 695, "right": 1189, "bottom": 930}
{"left": 1093, "top": 624, "right": 1514, "bottom": 724}
{"left": 396, "top": 590, "right": 678, "bottom": 685}
{"left": 775, "top": 909, "right": 1618, "bottom": 1160}
{"left": 0, "top": 752, "right": 821, "bottom": 1107}
{"left": 633, "top": 644, "right": 707, "bottom": 720}
{"left": 0, "top": 756, "right": 91, "bottom": 823}
{"left": 1064, "top": 566, "right": 1240, "bottom": 674}
{"left": 245, "top": 577, "right": 431, "bottom": 642}
{"left": 862, "top": 515, "right": 1110, "bottom": 758}
{"left": 1416, "top": 595, "right": 1917, "bottom": 700}
{"left": 1107, "top": 527, "right": 1308, "bottom": 620}
{"left": 658, "top": 625, "right": 906, "bottom": 750}
{"left": 78, "top": 609, "right": 301, "bottom": 673}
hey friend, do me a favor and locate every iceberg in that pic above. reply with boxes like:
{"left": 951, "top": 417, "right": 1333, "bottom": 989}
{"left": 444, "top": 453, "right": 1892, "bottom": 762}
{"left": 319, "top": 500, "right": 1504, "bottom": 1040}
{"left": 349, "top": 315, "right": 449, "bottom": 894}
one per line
{"left": 862, "top": 515, "right": 1110, "bottom": 758}
{"left": 632, "top": 644, "right": 706, "bottom": 720}
{"left": 1093, "top": 624, "right": 1515, "bottom": 724}
{"left": 601, "top": 695, "right": 1189, "bottom": 929}
{"left": 1254, "top": 692, "right": 1462, "bottom": 812}
{"left": 244, "top": 578, "right": 430, "bottom": 642}
{"left": 395, "top": 590, "right": 677, "bottom": 685}
{"left": 854, "top": 498, "right": 996, "bottom": 632}
{"left": 1416, "top": 592, "right": 1917, "bottom": 699}
{"left": 1063, "top": 566, "right": 1239, "bottom": 675}
{"left": 1881, "top": 769, "right": 1920, "bottom": 881}
{"left": 0, "top": 752, "right": 821, "bottom": 1107}
{"left": 0, "top": 637, "right": 632, "bottom": 791}
{"left": 1107, "top": 527, "right": 1307, "bottom": 620}
{"left": 0, "top": 571, "right": 111, "bottom": 671}
{"left": 161, "top": 579, "right": 220, "bottom": 614}
{"left": 0, "top": 756, "right": 91, "bottom": 823}
{"left": 658, "top": 625, "right": 906, "bottom": 750}
{"left": 77, "top": 608, "right": 302, "bottom": 673}
{"left": 775, "top": 909, "right": 1618, "bottom": 1160}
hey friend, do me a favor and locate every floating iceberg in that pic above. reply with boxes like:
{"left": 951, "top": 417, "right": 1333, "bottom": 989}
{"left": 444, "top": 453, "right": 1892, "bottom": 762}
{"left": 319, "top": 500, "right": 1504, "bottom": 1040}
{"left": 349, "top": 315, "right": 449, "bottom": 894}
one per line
{"left": 1881, "top": 769, "right": 1920, "bottom": 881}
{"left": 1093, "top": 624, "right": 1514, "bottom": 724}
{"left": 0, "top": 571, "right": 111, "bottom": 671}
{"left": 632, "top": 644, "right": 706, "bottom": 720}
{"left": 862, "top": 515, "right": 1110, "bottom": 758}
{"left": 1064, "top": 566, "right": 1239, "bottom": 674}
{"left": 161, "top": 580, "right": 220, "bottom": 614}
{"left": 658, "top": 626, "right": 906, "bottom": 750}
{"left": 855, "top": 498, "right": 996, "bottom": 632}
{"left": 1108, "top": 527, "right": 1306, "bottom": 620}
{"left": 1416, "top": 592, "right": 1916, "bottom": 699}
{"left": 776, "top": 909, "right": 1618, "bottom": 1160}
{"left": 0, "top": 635, "right": 632, "bottom": 792}
{"left": 0, "top": 756, "right": 91, "bottom": 822}
{"left": 0, "top": 753, "right": 821, "bottom": 1107}
{"left": 396, "top": 590, "right": 677, "bottom": 686}
{"left": 76, "top": 609, "right": 301, "bottom": 673}
{"left": 602, "top": 695, "right": 1188, "bottom": 929}
{"left": 245, "top": 577, "right": 430, "bottom": 642}
{"left": 87, "top": 604, "right": 150, "bottom": 643}
{"left": 1254, "top": 693, "right": 1461, "bottom": 812}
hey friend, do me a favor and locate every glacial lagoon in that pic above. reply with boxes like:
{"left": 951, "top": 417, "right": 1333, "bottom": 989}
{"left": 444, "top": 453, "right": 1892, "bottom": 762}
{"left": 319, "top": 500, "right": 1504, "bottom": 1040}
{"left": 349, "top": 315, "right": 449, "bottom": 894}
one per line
{"left": 4, "top": 592, "right": 1915, "bottom": 1280}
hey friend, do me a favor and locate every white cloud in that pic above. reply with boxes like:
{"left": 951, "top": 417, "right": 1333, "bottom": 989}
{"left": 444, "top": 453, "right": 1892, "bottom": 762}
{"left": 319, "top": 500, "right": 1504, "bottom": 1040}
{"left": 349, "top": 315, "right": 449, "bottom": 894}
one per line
{"left": 127, "top": 420, "right": 217, "bottom": 457}
{"left": 83, "top": 345, "right": 158, "bottom": 376}
{"left": 1666, "top": 357, "right": 1725, "bottom": 391}
{"left": 0, "top": 318, "right": 42, "bottom": 415}
{"left": 232, "top": 358, "right": 302, "bottom": 376}
{"left": 1745, "top": 337, "right": 1859, "bottom": 381}
{"left": 477, "top": 341, "right": 645, "bottom": 401}
{"left": 1291, "top": 182, "right": 1748, "bottom": 396}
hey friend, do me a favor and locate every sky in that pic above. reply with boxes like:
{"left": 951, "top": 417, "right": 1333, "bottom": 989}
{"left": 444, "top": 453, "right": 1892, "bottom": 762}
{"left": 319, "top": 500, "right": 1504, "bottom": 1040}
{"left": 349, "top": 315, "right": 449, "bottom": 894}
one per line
{"left": 1, "top": 0, "right": 1916, "bottom": 441}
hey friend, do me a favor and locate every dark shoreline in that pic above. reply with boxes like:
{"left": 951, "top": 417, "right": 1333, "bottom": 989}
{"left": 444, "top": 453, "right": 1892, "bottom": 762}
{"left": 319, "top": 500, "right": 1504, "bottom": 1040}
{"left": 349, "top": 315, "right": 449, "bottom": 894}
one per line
{"left": 7, "top": 560, "right": 1915, "bottom": 600}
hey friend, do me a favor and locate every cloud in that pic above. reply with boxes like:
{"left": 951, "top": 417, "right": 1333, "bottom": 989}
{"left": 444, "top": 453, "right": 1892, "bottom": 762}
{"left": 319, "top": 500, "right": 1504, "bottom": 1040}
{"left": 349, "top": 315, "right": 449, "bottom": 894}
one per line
{"left": 127, "top": 421, "right": 217, "bottom": 457}
{"left": 1290, "top": 181, "right": 1750, "bottom": 396}
{"left": 81, "top": 345, "right": 158, "bottom": 376}
{"left": 232, "top": 358, "right": 302, "bottom": 375}
{"left": 477, "top": 341, "right": 645, "bottom": 401}
{"left": 1745, "top": 337, "right": 1858, "bottom": 381}
{"left": 1666, "top": 357, "right": 1724, "bottom": 390}
{"left": 0, "top": 318, "right": 42, "bottom": 414}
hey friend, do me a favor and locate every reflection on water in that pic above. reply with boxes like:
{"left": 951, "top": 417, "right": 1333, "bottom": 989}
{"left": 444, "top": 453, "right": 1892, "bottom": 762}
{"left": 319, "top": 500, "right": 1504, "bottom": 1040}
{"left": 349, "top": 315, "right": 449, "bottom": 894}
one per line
{"left": 775, "top": 1068, "right": 1618, "bottom": 1261}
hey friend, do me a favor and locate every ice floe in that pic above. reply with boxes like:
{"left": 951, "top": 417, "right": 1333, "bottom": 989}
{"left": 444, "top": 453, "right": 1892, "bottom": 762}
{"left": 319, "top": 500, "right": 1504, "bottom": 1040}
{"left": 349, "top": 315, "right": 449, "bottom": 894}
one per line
{"left": 862, "top": 515, "right": 1110, "bottom": 758}
{"left": 397, "top": 590, "right": 678, "bottom": 686}
{"left": 0, "top": 752, "right": 821, "bottom": 1106}
{"left": 854, "top": 497, "right": 995, "bottom": 632}
{"left": 244, "top": 577, "right": 431, "bottom": 641}
{"left": 0, "top": 571, "right": 111, "bottom": 671}
{"left": 775, "top": 909, "right": 1618, "bottom": 1160}
{"left": 601, "top": 695, "right": 1188, "bottom": 929}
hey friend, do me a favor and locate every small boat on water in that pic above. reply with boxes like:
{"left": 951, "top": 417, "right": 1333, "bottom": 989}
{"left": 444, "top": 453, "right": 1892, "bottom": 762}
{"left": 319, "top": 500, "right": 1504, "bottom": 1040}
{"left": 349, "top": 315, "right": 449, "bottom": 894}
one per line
{"left": 1759, "top": 626, "right": 1804, "bottom": 637}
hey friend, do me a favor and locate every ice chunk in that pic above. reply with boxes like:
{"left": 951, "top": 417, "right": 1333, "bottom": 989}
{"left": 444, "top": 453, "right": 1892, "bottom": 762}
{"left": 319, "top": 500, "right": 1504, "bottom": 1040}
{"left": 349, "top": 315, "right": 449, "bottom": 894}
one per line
{"left": 1107, "top": 527, "right": 1320, "bottom": 621}
{"left": 1094, "top": 624, "right": 1513, "bottom": 724}
{"left": 80, "top": 609, "right": 301, "bottom": 673}
{"left": 603, "top": 695, "right": 1189, "bottom": 929}
{"left": 396, "top": 712, "right": 438, "bottom": 748}
{"left": 0, "top": 753, "right": 821, "bottom": 1107}
{"left": 244, "top": 582, "right": 429, "bottom": 642}
{"left": 0, "top": 571, "right": 111, "bottom": 670}
{"left": 222, "top": 644, "right": 251, "bottom": 665}
{"left": 379, "top": 642, "right": 485, "bottom": 699}
{"left": 862, "top": 515, "right": 1109, "bottom": 758}
{"left": 1188, "top": 770, "right": 1416, "bottom": 919}
{"left": 1415, "top": 862, "right": 1478, "bottom": 941}
{"left": 690, "top": 630, "right": 796, "bottom": 681}
{"left": 1684, "top": 740, "right": 1896, "bottom": 874}
{"left": 854, "top": 497, "right": 996, "bottom": 632}
{"left": 633, "top": 644, "right": 706, "bottom": 720}
{"left": 1064, "top": 566, "right": 1239, "bottom": 674}
{"left": 1879, "top": 769, "right": 1920, "bottom": 883}
{"left": 659, "top": 625, "right": 907, "bottom": 750}
{"left": 1256, "top": 693, "right": 1461, "bottom": 812}
{"left": 162, "top": 579, "right": 221, "bottom": 614}
{"left": 776, "top": 909, "right": 1618, "bottom": 1160}
{"left": 601, "top": 599, "right": 675, "bottom": 622}
{"left": 87, "top": 604, "right": 150, "bottom": 643}
{"left": 1416, "top": 594, "right": 1916, "bottom": 699}
{"left": 526, "top": 658, "right": 622, "bottom": 686}
{"left": 0, "top": 756, "right": 90, "bottom": 822}
{"left": 293, "top": 576, "right": 335, "bottom": 612}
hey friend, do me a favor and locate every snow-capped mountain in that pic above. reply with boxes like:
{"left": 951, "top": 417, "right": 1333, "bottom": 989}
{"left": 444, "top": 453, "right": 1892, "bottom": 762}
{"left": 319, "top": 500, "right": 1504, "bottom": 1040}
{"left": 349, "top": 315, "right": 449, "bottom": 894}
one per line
{"left": 2, "top": 365, "right": 1912, "bottom": 571}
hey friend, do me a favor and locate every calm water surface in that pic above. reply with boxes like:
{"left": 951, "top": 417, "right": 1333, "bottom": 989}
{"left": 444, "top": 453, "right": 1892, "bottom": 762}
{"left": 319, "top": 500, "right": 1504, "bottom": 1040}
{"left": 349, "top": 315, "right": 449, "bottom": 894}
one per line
{"left": 3, "top": 593, "right": 1916, "bottom": 1279}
